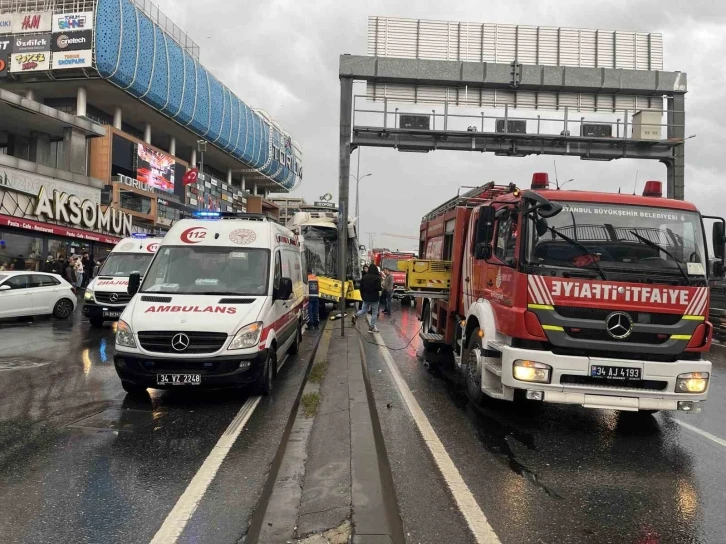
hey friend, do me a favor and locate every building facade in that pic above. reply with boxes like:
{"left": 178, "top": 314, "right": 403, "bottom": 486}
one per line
{"left": 0, "top": 0, "right": 302, "bottom": 270}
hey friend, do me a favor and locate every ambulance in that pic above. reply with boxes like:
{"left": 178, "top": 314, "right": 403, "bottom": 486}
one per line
{"left": 113, "top": 212, "right": 306, "bottom": 396}
{"left": 83, "top": 234, "right": 164, "bottom": 327}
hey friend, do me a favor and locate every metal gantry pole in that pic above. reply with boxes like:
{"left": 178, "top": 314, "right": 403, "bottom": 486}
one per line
{"left": 339, "top": 77, "right": 354, "bottom": 336}
{"left": 355, "top": 146, "right": 361, "bottom": 235}
{"left": 667, "top": 94, "right": 686, "bottom": 200}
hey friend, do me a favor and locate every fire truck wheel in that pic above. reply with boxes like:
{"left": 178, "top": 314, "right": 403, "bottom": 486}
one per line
{"left": 465, "top": 329, "right": 486, "bottom": 405}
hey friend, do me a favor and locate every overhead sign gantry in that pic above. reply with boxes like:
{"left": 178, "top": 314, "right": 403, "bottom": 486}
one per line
{"left": 336, "top": 17, "right": 688, "bottom": 333}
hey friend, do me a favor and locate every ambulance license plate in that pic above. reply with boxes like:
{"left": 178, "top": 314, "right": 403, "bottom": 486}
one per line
{"left": 103, "top": 311, "right": 121, "bottom": 319}
{"left": 590, "top": 365, "right": 641, "bottom": 381}
{"left": 157, "top": 374, "right": 201, "bottom": 385}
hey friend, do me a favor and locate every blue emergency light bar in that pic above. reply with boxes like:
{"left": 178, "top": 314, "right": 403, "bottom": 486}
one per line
{"left": 131, "top": 233, "right": 148, "bottom": 238}
{"left": 193, "top": 211, "right": 222, "bottom": 219}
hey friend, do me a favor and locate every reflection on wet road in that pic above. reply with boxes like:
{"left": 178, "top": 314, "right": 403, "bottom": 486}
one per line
{"left": 371, "top": 304, "right": 726, "bottom": 544}
{"left": 0, "top": 310, "right": 312, "bottom": 544}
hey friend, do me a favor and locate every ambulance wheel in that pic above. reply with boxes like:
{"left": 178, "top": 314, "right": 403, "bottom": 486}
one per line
{"left": 89, "top": 318, "right": 104, "bottom": 328}
{"left": 289, "top": 323, "right": 302, "bottom": 354}
{"left": 465, "top": 329, "right": 486, "bottom": 405}
{"left": 255, "top": 350, "right": 275, "bottom": 396}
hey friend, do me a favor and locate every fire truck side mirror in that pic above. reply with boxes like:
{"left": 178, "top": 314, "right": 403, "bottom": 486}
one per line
{"left": 535, "top": 218, "right": 549, "bottom": 237}
{"left": 713, "top": 222, "right": 726, "bottom": 260}
{"left": 475, "top": 243, "right": 493, "bottom": 260}
{"left": 475, "top": 207, "right": 495, "bottom": 246}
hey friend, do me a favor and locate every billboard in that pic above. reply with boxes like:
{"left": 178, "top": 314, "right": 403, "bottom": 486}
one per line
{"left": 10, "top": 51, "right": 50, "bottom": 73}
{"left": 0, "top": 51, "right": 7, "bottom": 78}
{"left": 52, "top": 12, "right": 94, "bottom": 33}
{"left": 53, "top": 49, "right": 92, "bottom": 69}
{"left": 0, "top": 14, "right": 11, "bottom": 34}
{"left": 13, "top": 34, "right": 51, "bottom": 53}
{"left": 11, "top": 11, "right": 52, "bottom": 33}
{"left": 136, "top": 144, "right": 175, "bottom": 193}
{"left": 52, "top": 30, "right": 92, "bottom": 52}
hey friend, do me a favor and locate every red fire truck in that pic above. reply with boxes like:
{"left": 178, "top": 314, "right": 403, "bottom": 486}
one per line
{"left": 372, "top": 249, "right": 416, "bottom": 304}
{"left": 407, "top": 173, "right": 725, "bottom": 413}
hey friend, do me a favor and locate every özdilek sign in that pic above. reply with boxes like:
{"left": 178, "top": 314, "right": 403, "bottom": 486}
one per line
{"left": 34, "top": 187, "right": 133, "bottom": 237}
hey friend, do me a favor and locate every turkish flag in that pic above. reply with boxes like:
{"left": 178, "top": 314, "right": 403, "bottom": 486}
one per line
{"left": 182, "top": 168, "right": 199, "bottom": 186}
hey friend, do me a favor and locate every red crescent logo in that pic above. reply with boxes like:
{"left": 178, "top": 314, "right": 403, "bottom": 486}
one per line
{"left": 180, "top": 227, "right": 207, "bottom": 244}
{"left": 147, "top": 243, "right": 160, "bottom": 252}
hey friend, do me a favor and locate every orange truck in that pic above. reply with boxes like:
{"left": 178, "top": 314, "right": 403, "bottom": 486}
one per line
{"left": 405, "top": 173, "right": 726, "bottom": 414}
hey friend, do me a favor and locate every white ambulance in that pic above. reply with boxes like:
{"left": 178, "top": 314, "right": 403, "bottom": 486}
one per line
{"left": 83, "top": 234, "right": 164, "bottom": 327}
{"left": 113, "top": 212, "right": 306, "bottom": 396}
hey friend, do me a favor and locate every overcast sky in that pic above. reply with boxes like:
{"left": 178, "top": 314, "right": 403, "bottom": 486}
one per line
{"left": 156, "top": 0, "right": 725, "bottom": 252}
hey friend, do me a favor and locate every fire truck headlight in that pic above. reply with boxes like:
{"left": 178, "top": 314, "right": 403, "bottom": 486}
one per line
{"left": 676, "top": 372, "right": 709, "bottom": 393}
{"left": 513, "top": 360, "right": 552, "bottom": 383}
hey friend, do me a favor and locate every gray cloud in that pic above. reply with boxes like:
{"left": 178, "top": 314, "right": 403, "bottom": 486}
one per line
{"left": 155, "top": 0, "right": 725, "bottom": 250}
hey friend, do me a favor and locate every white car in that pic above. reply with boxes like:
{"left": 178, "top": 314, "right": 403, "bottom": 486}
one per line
{"left": 0, "top": 271, "right": 77, "bottom": 320}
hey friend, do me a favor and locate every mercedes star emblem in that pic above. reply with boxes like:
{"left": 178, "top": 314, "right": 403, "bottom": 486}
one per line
{"left": 605, "top": 312, "right": 633, "bottom": 340}
{"left": 171, "top": 333, "right": 190, "bottom": 351}
{"left": 109, "top": 293, "right": 119, "bottom": 302}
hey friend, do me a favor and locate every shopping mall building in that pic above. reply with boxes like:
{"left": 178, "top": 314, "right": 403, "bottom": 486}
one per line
{"left": 0, "top": 0, "right": 301, "bottom": 271}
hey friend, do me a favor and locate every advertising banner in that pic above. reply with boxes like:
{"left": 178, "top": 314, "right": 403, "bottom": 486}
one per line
{"left": 11, "top": 12, "right": 52, "bottom": 33}
{"left": 0, "top": 51, "right": 8, "bottom": 78}
{"left": 10, "top": 51, "right": 50, "bottom": 72}
{"left": 52, "top": 29, "right": 92, "bottom": 52}
{"left": 0, "top": 165, "right": 100, "bottom": 204}
{"left": 0, "top": 14, "right": 11, "bottom": 34}
{"left": 52, "top": 11, "right": 94, "bottom": 33}
{"left": 137, "top": 143, "right": 175, "bottom": 193}
{"left": 13, "top": 34, "right": 51, "bottom": 53}
{"left": 53, "top": 49, "right": 92, "bottom": 69}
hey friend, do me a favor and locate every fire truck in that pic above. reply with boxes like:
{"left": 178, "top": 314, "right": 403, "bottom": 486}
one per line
{"left": 402, "top": 173, "right": 726, "bottom": 413}
{"left": 371, "top": 249, "right": 416, "bottom": 304}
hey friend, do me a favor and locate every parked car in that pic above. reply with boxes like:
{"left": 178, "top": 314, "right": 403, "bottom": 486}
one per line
{"left": 0, "top": 271, "right": 77, "bottom": 320}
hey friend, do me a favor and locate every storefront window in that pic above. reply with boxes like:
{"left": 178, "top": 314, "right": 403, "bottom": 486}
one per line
{"left": 0, "top": 231, "right": 44, "bottom": 271}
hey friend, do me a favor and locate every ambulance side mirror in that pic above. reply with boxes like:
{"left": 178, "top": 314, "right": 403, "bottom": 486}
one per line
{"left": 128, "top": 273, "right": 141, "bottom": 296}
{"left": 275, "top": 277, "right": 293, "bottom": 301}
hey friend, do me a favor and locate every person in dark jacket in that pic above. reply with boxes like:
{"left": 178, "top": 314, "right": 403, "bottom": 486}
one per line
{"left": 352, "top": 263, "right": 382, "bottom": 333}
{"left": 63, "top": 259, "right": 76, "bottom": 285}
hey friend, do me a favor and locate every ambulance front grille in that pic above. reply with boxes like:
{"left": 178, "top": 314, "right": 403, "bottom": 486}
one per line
{"left": 138, "top": 331, "right": 228, "bottom": 354}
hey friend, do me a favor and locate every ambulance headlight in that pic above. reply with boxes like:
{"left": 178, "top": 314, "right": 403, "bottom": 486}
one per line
{"left": 84, "top": 289, "right": 94, "bottom": 301}
{"left": 229, "top": 322, "right": 264, "bottom": 350}
{"left": 676, "top": 372, "right": 709, "bottom": 393}
{"left": 116, "top": 320, "right": 136, "bottom": 348}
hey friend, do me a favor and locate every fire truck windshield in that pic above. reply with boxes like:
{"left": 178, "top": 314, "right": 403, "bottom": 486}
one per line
{"left": 381, "top": 258, "right": 404, "bottom": 270}
{"left": 525, "top": 202, "right": 707, "bottom": 280}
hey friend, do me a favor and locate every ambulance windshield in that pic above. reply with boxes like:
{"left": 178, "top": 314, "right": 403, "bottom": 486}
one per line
{"left": 99, "top": 253, "right": 155, "bottom": 277}
{"left": 525, "top": 202, "right": 707, "bottom": 280}
{"left": 140, "top": 246, "right": 270, "bottom": 295}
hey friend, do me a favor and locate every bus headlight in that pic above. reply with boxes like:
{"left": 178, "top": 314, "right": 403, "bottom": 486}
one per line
{"left": 229, "top": 322, "right": 264, "bottom": 350}
{"left": 676, "top": 372, "right": 709, "bottom": 393}
{"left": 513, "top": 360, "right": 552, "bottom": 383}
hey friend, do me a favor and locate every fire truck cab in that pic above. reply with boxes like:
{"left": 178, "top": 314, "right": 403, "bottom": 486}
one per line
{"left": 372, "top": 249, "right": 416, "bottom": 304}
{"left": 409, "top": 174, "right": 726, "bottom": 413}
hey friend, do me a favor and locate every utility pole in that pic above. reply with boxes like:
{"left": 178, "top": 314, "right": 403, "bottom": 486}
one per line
{"left": 338, "top": 77, "right": 353, "bottom": 336}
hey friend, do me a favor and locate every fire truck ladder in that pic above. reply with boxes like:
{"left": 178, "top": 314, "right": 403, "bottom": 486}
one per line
{"left": 422, "top": 182, "right": 517, "bottom": 221}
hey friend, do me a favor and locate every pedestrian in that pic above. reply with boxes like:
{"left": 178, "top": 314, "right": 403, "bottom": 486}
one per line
{"left": 381, "top": 267, "right": 394, "bottom": 315}
{"left": 93, "top": 258, "right": 104, "bottom": 278}
{"left": 352, "top": 263, "right": 382, "bottom": 333}
{"left": 63, "top": 259, "right": 76, "bottom": 285}
{"left": 73, "top": 256, "right": 84, "bottom": 289}
{"left": 0, "top": 261, "right": 7, "bottom": 271}
{"left": 307, "top": 273, "right": 320, "bottom": 330}
{"left": 14, "top": 254, "right": 25, "bottom": 270}
{"left": 81, "top": 252, "right": 94, "bottom": 287}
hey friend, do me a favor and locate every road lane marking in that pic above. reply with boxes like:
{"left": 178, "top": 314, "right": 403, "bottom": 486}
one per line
{"left": 150, "top": 396, "right": 261, "bottom": 544}
{"left": 371, "top": 332, "right": 502, "bottom": 544}
{"left": 675, "top": 419, "right": 726, "bottom": 448}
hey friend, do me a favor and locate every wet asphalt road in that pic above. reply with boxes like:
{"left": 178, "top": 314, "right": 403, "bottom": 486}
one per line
{"left": 0, "top": 303, "right": 316, "bottom": 544}
{"left": 368, "top": 304, "right": 726, "bottom": 544}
